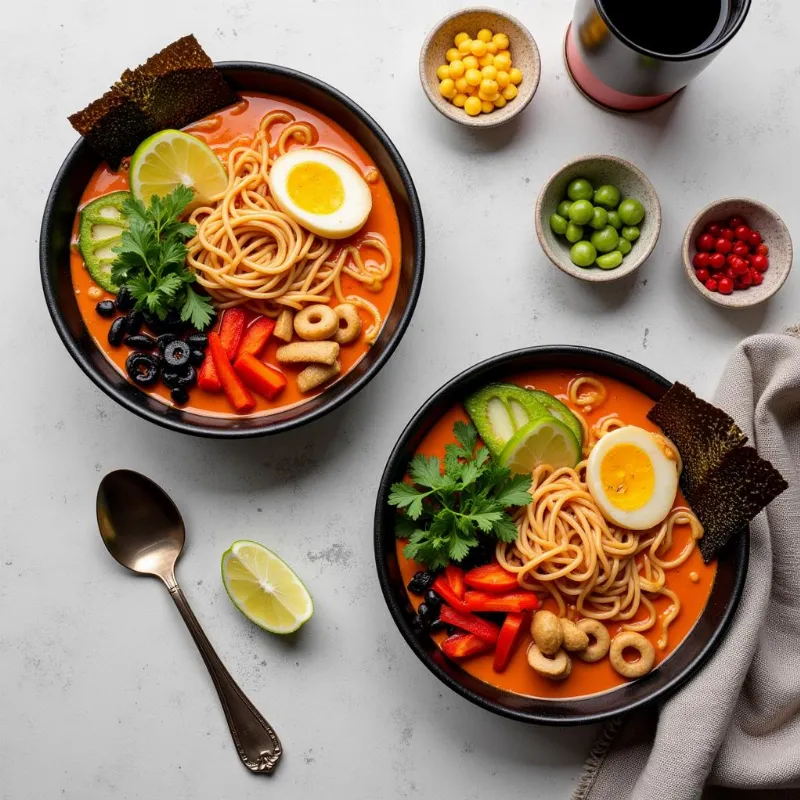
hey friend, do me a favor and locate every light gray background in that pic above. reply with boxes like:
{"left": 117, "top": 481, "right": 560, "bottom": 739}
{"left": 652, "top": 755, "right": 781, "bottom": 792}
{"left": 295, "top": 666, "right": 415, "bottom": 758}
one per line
{"left": 2, "top": 1, "right": 797, "bottom": 798}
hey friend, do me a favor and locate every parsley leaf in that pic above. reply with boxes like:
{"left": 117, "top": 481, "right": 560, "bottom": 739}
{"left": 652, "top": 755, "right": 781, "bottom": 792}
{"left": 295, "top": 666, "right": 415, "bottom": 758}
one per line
{"left": 111, "top": 186, "right": 215, "bottom": 330}
{"left": 388, "top": 421, "right": 532, "bottom": 570}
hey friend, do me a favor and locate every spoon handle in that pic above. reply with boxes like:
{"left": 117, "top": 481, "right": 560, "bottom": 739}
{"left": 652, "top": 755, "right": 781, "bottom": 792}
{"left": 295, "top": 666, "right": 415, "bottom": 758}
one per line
{"left": 167, "top": 583, "right": 282, "bottom": 774}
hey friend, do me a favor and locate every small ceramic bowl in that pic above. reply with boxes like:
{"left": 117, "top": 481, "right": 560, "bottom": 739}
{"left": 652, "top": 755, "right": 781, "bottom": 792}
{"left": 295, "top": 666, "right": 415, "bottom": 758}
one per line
{"left": 535, "top": 155, "right": 661, "bottom": 283}
{"left": 682, "top": 198, "right": 793, "bottom": 308}
{"left": 419, "top": 7, "right": 540, "bottom": 128}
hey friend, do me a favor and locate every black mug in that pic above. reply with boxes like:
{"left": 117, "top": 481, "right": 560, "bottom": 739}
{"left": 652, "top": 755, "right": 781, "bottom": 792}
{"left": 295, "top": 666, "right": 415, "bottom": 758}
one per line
{"left": 566, "top": 0, "right": 752, "bottom": 111}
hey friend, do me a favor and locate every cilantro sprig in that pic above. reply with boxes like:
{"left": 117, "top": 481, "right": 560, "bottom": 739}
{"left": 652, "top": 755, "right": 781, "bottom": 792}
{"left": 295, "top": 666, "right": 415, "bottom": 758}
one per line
{"left": 111, "top": 186, "right": 214, "bottom": 330}
{"left": 388, "top": 421, "right": 532, "bottom": 570}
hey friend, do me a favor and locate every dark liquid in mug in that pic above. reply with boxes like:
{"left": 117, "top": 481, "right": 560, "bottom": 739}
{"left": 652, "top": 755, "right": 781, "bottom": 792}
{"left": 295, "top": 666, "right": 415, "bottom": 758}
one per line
{"left": 601, "top": 0, "right": 731, "bottom": 55}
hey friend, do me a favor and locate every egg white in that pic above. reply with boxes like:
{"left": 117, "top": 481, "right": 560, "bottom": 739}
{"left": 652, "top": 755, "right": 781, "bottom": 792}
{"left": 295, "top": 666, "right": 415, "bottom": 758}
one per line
{"left": 585, "top": 426, "right": 679, "bottom": 530}
{"left": 268, "top": 149, "right": 372, "bottom": 239}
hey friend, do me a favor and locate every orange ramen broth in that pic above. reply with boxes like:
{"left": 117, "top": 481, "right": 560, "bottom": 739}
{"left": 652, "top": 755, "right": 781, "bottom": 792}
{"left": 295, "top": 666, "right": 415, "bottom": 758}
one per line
{"left": 70, "top": 93, "right": 401, "bottom": 417}
{"left": 396, "top": 370, "right": 717, "bottom": 700}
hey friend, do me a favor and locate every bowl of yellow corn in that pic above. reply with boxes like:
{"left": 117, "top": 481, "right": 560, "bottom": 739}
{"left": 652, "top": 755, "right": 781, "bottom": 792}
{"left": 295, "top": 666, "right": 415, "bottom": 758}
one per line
{"left": 420, "top": 7, "right": 541, "bottom": 128}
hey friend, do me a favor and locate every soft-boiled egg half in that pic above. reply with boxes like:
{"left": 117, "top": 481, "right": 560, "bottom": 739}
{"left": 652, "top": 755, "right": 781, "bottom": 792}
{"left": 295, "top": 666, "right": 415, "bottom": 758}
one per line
{"left": 586, "top": 426, "right": 680, "bottom": 530}
{"left": 268, "top": 149, "right": 372, "bottom": 239}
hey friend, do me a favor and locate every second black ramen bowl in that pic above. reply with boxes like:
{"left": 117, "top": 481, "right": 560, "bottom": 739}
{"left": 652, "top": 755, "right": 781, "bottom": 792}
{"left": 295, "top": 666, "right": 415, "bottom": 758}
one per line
{"left": 374, "top": 346, "right": 747, "bottom": 725}
{"left": 40, "top": 63, "right": 424, "bottom": 438}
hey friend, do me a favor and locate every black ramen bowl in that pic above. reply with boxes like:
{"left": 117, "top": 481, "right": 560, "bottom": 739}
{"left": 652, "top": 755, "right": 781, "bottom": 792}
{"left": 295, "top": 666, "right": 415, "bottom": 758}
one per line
{"left": 374, "top": 346, "right": 747, "bottom": 725}
{"left": 41, "top": 63, "right": 424, "bottom": 437}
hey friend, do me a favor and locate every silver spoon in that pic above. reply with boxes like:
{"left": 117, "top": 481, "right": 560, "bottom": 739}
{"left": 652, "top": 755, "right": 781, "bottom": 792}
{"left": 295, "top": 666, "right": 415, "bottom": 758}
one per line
{"left": 96, "top": 469, "right": 282, "bottom": 774}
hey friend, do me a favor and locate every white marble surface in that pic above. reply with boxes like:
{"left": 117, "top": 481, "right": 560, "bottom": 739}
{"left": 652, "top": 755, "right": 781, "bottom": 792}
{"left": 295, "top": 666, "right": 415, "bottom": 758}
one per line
{"left": 1, "top": 1, "right": 798, "bottom": 797}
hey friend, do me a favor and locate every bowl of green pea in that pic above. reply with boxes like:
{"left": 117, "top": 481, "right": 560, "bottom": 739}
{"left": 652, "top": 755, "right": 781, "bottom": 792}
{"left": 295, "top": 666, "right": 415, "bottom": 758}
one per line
{"left": 535, "top": 154, "right": 661, "bottom": 282}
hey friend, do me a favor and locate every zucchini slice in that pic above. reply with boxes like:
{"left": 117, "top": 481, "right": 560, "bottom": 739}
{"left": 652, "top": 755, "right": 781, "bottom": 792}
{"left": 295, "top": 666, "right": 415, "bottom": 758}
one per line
{"left": 78, "top": 191, "right": 130, "bottom": 292}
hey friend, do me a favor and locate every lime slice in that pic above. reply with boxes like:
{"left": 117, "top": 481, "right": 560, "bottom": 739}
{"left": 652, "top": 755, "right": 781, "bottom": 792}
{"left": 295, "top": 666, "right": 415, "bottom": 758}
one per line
{"left": 500, "top": 418, "right": 581, "bottom": 475}
{"left": 526, "top": 389, "right": 584, "bottom": 449}
{"left": 221, "top": 541, "right": 313, "bottom": 634}
{"left": 129, "top": 129, "right": 228, "bottom": 206}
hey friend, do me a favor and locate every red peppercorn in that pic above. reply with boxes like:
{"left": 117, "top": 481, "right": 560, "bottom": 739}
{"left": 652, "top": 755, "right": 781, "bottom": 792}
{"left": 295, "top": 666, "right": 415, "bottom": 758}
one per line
{"left": 715, "top": 238, "right": 733, "bottom": 254}
{"left": 756, "top": 243, "right": 769, "bottom": 256}
{"left": 720, "top": 228, "right": 735, "bottom": 241}
{"left": 748, "top": 230, "right": 762, "bottom": 246}
{"left": 709, "top": 252, "right": 726, "bottom": 270}
{"left": 695, "top": 268, "right": 710, "bottom": 283}
{"left": 718, "top": 276, "right": 734, "bottom": 295}
{"left": 725, "top": 267, "right": 737, "bottom": 280}
{"left": 697, "top": 233, "right": 715, "bottom": 251}
{"left": 751, "top": 270, "right": 764, "bottom": 286}
{"left": 751, "top": 254, "right": 769, "bottom": 272}
{"left": 707, "top": 223, "right": 722, "bottom": 237}
{"left": 734, "top": 225, "right": 751, "bottom": 241}
{"left": 733, "top": 242, "right": 749, "bottom": 257}
{"left": 731, "top": 257, "right": 748, "bottom": 275}
{"left": 693, "top": 251, "right": 710, "bottom": 269}
{"left": 728, "top": 216, "right": 745, "bottom": 229}
{"left": 739, "top": 270, "right": 753, "bottom": 287}
{"left": 705, "top": 278, "right": 719, "bottom": 292}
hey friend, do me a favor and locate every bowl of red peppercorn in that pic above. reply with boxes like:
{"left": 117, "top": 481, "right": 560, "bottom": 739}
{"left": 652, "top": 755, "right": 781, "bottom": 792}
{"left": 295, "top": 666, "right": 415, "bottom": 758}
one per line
{"left": 682, "top": 198, "right": 793, "bottom": 308}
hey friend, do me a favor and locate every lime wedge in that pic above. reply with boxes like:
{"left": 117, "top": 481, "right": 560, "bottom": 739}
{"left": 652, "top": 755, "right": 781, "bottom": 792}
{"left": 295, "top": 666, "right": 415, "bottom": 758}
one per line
{"left": 129, "top": 129, "right": 228, "bottom": 206}
{"left": 221, "top": 541, "right": 313, "bottom": 634}
{"left": 500, "top": 418, "right": 581, "bottom": 474}
{"left": 526, "top": 389, "right": 584, "bottom": 449}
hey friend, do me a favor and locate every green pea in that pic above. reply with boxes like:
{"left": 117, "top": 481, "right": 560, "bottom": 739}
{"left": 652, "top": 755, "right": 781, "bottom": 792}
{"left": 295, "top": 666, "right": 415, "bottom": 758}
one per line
{"left": 593, "top": 184, "right": 621, "bottom": 210}
{"left": 549, "top": 213, "right": 568, "bottom": 235}
{"left": 589, "top": 206, "right": 609, "bottom": 230}
{"left": 618, "top": 198, "right": 645, "bottom": 226}
{"left": 570, "top": 241, "right": 597, "bottom": 268}
{"left": 590, "top": 224, "right": 619, "bottom": 254}
{"left": 568, "top": 199, "right": 594, "bottom": 225}
{"left": 557, "top": 200, "right": 573, "bottom": 218}
{"left": 607, "top": 210, "right": 622, "bottom": 230}
{"left": 596, "top": 250, "right": 623, "bottom": 270}
{"left": 567, "top": 178, "right": 594, "bottom": 202}
{"left": 621, "top": 226, "right": 640, "bottom": 242}
{"left": 566, "top": 222, "right": 584, "bottom": 243}
{"left": 617, "top": 238, "right": 632, "bottom": 255}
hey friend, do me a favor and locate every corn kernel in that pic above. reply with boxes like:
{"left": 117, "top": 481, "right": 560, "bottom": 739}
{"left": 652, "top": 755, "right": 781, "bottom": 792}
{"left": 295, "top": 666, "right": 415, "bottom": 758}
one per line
{"left": 477, "top": 28, "right": 493, "bottom": 43}
{"left": 458, "top": 38, "right": 473, "bottom": 55}
{"left": 439, "top": 78, "right": 457, "bottom": 99}
{"left": 493, "top": 33, "right": 510, "bottom": 50}
{"left": 462, "top": 55, "right": 479, "bottom": 70}
{"left": 436, "top": 64, "right": 450, "bottom": 81}
{"left": 486, "top": 41, "right": 498, "bottom": 54}
{"left": 454, "top": 32, "right": 470, "bottom": 46}
{"left": 448, "top": 59, "right": 465, "bottom": 79}
{"left": 464, "top": 96, "right": 482, "bottom": 116}
{"left": 478, "top": 53, "right": 494, "bottom": 67}
{"left": 496, "top": 70, "right": 510, "bottom": 88}
{"left": 465, "top": 68, "right": 482, "bottom": 86}
{"left": 481, "top": 100, "right": 495, "bottom": 113}
{"left": 493, "top": 53, "right": 511, "bottom": 73}
{"left": 480, "top": 78, "right": 499, "bottom": 96}
{"left": 509, "top": 67, "right": 523, "bottom": 85}
{"left": 453, "top": 93, "right": 468, "bottom": 108}
{"left": 454, "top": 76, "right": 469, "bottom": 93}
{"left": 493, "top": 95, "right": 507, "bottom": 108}
{"left": 470, "top": 39, "right": 487, "bottom": 57}
{"left": 481, "top": 65, "right": 497, "bottom": 80}
{"left": 501, "top": 83, "right": 518, "bottom": 100}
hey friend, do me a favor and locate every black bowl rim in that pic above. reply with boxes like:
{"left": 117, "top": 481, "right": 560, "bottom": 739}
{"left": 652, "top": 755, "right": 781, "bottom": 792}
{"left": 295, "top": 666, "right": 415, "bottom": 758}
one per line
{"left": 374, "top": 345, "right": 748, "bottom": 725}
{"left": 40, "top": 62, "right": 425, "bottom": 438}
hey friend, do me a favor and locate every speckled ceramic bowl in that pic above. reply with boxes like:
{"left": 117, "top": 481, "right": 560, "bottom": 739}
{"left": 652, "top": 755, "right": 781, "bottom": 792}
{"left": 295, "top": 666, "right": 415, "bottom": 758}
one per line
{"left": 420, "top": 7, "right": 540, "bottom": 128}
{"left": 535, "top": 154, "right": 661, "bottom": 283}
{"left": 682, "top": 198, "right": 793, "bottom": 308}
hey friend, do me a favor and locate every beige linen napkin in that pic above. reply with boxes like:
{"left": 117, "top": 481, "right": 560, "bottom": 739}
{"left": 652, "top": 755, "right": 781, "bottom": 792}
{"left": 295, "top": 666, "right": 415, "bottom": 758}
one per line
{"left": 574, "top": 330, "right": 800, "bottom": 800}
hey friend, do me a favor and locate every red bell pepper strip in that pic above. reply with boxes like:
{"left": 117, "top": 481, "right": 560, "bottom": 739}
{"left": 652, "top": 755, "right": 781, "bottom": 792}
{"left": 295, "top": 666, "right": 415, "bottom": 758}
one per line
{"left": 432, "top": 575, "right": 469, "bottom": 612}
{"left": 464, "top": 562, "right": 519, "bottom": 594}
{"left": 439, "top": 605, "right": 500, "bottom": 645}
{"left": 445, "top": 565, "right": 466, "bottom": 600}
{"left": 236, "top": 317, "right": 276, "bottom": 359}
{"left": 208, "top": 332, "right": 255, "bottom": 413}
{"left": 465, "top": 590, "right": 540, "bottom": 614}
{"left": 197, "top": 308, "right": 248, "bottom": 392}
{"left": 492, "top": 612, "right": 529, "bottom": 673}
{"left": 234, "top": 354, "right": 287, "bottom": 401}
{"left": 441, "top": 633, "right": 493, "bottom": 661}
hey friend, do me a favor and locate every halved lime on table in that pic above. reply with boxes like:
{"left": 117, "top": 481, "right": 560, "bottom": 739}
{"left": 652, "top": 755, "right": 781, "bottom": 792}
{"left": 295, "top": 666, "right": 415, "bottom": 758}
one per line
{"left": 500, "top": 417, "right": 581, "bottom": 475}
{"left": 130, "top": 130, "right": 228, "bottom": 205}
{"left": 221, "top": 541, "right": 313, "bottom": 634}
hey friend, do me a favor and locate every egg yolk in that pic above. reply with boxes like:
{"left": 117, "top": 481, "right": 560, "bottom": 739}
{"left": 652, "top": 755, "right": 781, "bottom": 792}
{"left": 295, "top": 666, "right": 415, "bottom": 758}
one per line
{"left": 599, "top": 444, "right": 655, "bottom": 510}
{"left": 286, "top": 162, "right": 344, "bottom": 215}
